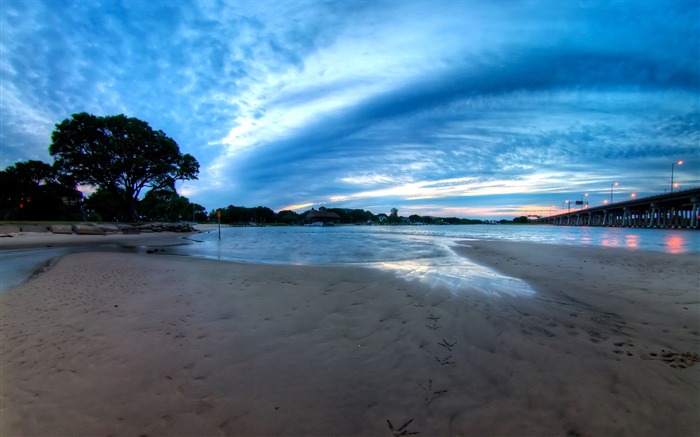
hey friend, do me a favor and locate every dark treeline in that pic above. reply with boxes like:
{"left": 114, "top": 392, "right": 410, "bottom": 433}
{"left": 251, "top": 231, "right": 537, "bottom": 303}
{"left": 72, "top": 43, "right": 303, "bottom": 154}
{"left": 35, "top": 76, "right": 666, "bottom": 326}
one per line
{"left": 1, "top": 159, "right": 208, "bottom": 223}
{"left": 211, "top": 205, "right": 490, "bottom": 226}
{"left": 1, "top": 160, "right": 83, "bottom": 221}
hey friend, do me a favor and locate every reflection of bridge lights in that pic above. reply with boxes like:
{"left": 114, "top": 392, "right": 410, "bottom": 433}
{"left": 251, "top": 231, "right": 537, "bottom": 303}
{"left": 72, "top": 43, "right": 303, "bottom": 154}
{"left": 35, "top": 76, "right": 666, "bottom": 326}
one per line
{"left": 665, "top": 235, "right": 685, "bottom": 254}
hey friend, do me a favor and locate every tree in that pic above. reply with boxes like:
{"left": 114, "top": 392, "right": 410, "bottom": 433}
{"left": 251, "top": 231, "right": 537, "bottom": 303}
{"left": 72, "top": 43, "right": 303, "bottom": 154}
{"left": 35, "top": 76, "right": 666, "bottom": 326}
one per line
{"left": 277, "top": 210, "right": 300, "bottom": 224}
{"left": 251, "top": 206, "right": 276, "bottom": 224}
{"left": 139, "top": 188, "right": 191, "bottom": 222}
{"left": 348, "top": 208, "right": 374, "bottom": 223}
{"left": 190, "top": 203, "right": 207, "bottom": 222}
{"left": 388, "top": 207, "right": 400, "bottom": 224}
{"left": 49, "top": 112, "right": 199, "bottom": 221}
{"left": 408, "top": 214, "right": 420, "bottom": 223}
{"left": 0, "top": 160, "right": 82, "bottom": 220}
{"left": 85, "top": 188, "right": 124, "bottom": 222}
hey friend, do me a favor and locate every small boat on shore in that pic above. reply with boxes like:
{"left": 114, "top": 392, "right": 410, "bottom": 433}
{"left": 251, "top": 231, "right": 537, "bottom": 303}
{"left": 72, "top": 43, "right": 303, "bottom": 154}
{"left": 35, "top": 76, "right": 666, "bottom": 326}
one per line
{"left": 303, "top": 221, "right": 335, "bottom": 227}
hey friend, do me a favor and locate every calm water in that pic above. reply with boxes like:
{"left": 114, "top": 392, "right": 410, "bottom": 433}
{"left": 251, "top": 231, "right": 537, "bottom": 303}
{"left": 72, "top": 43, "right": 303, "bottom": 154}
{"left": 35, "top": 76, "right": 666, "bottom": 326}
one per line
{"left": 181, "top": 224, "right": 700, "bottom": 263}
{"left": 165, "top": 224, "right": 699, "bottom": 296}
{"left": 3, "top": 225, "right": 697, "bottom": 294}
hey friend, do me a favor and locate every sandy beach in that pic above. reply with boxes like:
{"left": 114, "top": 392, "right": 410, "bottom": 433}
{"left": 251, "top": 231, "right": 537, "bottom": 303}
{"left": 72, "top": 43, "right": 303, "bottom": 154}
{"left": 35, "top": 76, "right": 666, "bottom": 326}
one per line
{"left": 0, "top": 228, "right": 199, "bottom": 251}
{"left": 1, "top": 234, "right": 698, "bottom": 436}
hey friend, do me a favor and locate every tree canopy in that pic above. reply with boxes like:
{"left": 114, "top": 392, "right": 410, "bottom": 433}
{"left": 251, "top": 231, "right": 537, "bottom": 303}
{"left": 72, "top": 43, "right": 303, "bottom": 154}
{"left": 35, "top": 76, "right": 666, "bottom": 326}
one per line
{"left": 49, "top": 112, "right": 199, "bottom": 221}
{"left": 0, "top": 160, "right": 82, "bottom": 220}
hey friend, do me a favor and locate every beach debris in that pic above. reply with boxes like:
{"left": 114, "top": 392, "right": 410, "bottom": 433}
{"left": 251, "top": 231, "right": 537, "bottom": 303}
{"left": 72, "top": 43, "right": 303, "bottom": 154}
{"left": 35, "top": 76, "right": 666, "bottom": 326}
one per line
{"left": 434, "top": 354, "right": 455, "bottom": 366}
{"left": 438, "top": 338, "right": 457, "bottom": 351}
{"left": 0, "top": 225, "right": 20, "bottom": 234}
{"left": 49, "top": 224, "right": 72, "bottom": 234}
{"left": 644, "top": 350, "right": 699, "bottom": 368}
{"left": 387, "top": 418, "right": 419, "bottom": 436}
{"left": 71, "top": 224, "right": 106, "bottom": 235}
{"left": 418, "top": 379, "right": 448, "bottom": 404}
{"left": 135, "top": 222, "right": 197, "bottom": 233}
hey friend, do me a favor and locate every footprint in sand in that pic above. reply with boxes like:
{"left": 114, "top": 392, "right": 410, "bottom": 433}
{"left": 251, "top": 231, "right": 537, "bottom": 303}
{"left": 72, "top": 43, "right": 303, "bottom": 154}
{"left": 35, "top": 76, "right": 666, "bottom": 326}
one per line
{"left": 645, "top": 350, "right": 699, "bottom": 369}
{"left": 417, "top": 379, "right": 448, "bottom": 404}
{"left": 612, "top": 339, "right": 635, "bottom": 357}
{"left": 434, "top": 354, "right": 455, "bottom": 366}
{"left": 386, "top": 418, "right": 419, "bottom": 436}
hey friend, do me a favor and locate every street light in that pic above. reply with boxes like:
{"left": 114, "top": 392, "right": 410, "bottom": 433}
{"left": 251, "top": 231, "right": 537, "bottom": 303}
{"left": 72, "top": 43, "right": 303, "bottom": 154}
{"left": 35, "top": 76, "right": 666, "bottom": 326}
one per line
{"left": 579, "top": 193, "right": 589, "bottom": 210}
{"left": 671, "top": 160, "right": 683, "bottom": 193}
{"left": 564, "top": 200, "right": 570, "bottom": 213}
{"left": 610, "top": 182, "right": 619, "bottom": 204}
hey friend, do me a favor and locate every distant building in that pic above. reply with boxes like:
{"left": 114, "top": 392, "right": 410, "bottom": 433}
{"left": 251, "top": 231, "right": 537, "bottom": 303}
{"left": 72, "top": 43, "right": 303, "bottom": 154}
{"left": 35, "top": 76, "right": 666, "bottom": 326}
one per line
{"left": 303, "top": 207, "right": 341, "bottom": 225}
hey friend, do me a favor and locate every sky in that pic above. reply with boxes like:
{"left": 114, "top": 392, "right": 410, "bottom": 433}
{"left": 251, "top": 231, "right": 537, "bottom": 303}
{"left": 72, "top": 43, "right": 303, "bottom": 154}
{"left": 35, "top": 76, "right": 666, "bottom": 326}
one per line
{"left": 1, "top": 0, "right": 698, "bottom": 220}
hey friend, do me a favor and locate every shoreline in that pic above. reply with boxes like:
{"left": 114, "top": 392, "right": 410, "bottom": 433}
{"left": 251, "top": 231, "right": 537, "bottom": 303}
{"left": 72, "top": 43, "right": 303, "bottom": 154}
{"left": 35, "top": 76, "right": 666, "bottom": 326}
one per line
{"left": 0, "top": 231, "right": 197, "bottom": 292}
{"left": 0, "top": 229, "right": 197, "bottom": 250}
{"left": 1, "top": 238, "right": 698, "bottom": 435}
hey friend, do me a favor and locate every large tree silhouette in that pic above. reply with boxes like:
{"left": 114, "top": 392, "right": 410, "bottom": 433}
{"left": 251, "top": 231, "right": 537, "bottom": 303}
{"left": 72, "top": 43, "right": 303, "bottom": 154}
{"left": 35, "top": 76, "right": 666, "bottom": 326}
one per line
{"left": 50, "top": 112, "right": 199, "bottom": 221}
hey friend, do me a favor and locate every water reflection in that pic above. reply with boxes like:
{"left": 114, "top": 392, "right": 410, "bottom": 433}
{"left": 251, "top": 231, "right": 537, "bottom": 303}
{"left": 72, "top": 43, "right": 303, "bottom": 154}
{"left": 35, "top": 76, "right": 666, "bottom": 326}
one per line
{"left": 664, "top": 235, "right": 686, "bottom": 254}
{"left": 374, "top": 254, "right": 535, "bottom": 297}
{"left": 596, "top": 229, "right": 693, "bottom": 254}
{"left": 579, "top": 229, "right": 593, "bottom": 246}
{"left": 601, "top": 236, "right": 621, "bottom": 249}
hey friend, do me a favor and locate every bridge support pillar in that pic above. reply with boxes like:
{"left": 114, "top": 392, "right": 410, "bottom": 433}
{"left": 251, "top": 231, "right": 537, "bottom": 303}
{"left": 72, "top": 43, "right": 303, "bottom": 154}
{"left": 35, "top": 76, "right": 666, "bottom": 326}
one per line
{"left": 622, "top": 207, "right": 630, "bottom": 227}
{"left": 691, "top": 197, "right": 699, "bottom": 229}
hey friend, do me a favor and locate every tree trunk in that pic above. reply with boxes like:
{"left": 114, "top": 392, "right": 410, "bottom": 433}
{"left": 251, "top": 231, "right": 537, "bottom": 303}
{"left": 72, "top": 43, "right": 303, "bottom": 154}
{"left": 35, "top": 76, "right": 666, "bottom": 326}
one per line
{"left": 125, "top": 188, "right": 138, "bottom": 222}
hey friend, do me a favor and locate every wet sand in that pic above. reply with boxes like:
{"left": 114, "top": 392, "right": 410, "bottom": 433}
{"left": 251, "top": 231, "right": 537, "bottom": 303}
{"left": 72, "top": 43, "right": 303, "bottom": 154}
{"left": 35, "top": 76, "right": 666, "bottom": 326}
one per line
{"left": 0, "top": 231, "right": 195, "bottom": 292}
{"left": 0, "top": 229, "right": 197, "bottom": 250}
{"left": 1, "top": 237, "right": 698, "bottom": 436}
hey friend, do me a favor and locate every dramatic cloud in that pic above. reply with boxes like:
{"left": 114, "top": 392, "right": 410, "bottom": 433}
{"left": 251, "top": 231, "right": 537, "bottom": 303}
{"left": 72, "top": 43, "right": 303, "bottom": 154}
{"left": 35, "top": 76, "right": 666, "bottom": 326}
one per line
{"left": 1, "top": 0, "right": 698, "bottom": 219}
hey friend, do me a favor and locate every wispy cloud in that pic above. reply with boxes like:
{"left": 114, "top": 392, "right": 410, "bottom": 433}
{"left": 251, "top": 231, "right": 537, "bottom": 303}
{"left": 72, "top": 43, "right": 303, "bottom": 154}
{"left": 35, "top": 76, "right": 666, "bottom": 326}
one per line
{"left": 1, "top": 0, "right": 697, "bottom": 218}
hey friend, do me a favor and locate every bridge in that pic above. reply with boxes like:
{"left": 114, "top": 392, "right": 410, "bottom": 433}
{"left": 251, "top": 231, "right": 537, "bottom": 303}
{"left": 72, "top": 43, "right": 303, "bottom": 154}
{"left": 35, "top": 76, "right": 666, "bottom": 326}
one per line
{"left": 535, "top": 187, "right": 700, "bottom": 229}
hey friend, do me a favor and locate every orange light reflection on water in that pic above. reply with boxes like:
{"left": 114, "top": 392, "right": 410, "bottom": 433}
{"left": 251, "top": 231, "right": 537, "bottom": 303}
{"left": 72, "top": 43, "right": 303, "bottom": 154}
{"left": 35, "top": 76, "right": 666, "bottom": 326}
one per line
{"left": 598, "top": 232, "right": 691, "bottom": 254}
{"left": 601, "top": 237, "right": 621, "bottom": 248}
{"left": 601, "top": 233, "right": 639, "bottom": 250}
{"left": 664, "top": 235, "right": 686, "bottom": 254}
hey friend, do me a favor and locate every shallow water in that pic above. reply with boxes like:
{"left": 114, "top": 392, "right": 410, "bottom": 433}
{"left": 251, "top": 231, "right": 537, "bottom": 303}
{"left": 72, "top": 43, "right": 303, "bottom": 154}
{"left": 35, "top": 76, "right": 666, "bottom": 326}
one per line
{"left": 183, "top": 224, "right": 700, "bottom": 263}
{"left": 168, "top": 224, "right": 698, "bottom": 295}
{"left": 2, "top": 225, "right": 697, "bottom": 294}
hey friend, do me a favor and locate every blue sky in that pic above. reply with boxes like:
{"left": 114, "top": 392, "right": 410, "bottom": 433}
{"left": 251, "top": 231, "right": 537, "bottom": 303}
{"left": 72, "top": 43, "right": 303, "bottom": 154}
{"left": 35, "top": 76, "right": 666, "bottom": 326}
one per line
{"left": 1, "top": 0, "right": 698, "bottom": 219}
